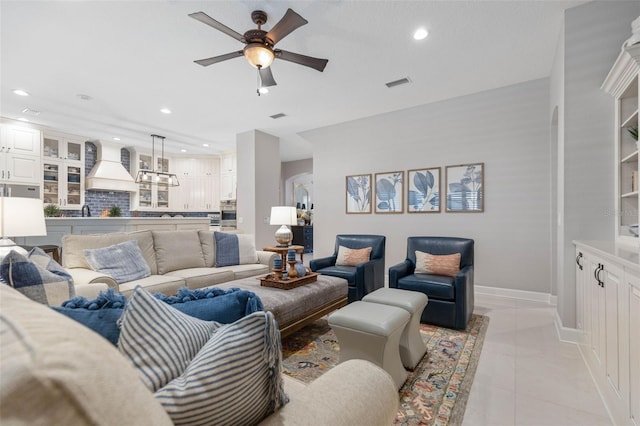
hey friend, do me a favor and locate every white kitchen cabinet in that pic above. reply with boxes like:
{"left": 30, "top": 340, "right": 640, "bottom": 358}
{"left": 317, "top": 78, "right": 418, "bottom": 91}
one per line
{"left": 629, "top": 272, "right": 640, "bottom": 426}
{"left": 42, "top": 160, "right": 84, "bottom": 209}
{"left": 130, "top": 150, "right": 173, "bottom": 211}
{"left": 41, "top": 133, "right": 84, "bottom": 210}
{"left": 171, "top": 157, "right": 219, "bottom": 211}
{"left": 220, "top": 153, "right": 236, "bottom": 201}
{"left": 0, "top": 125, "right": 41, "bottom": 185}
{"left": 574, "top": 242, "right": 637, "bottom": 425}
{"left": 603, "top": 43, "right": 640, "bottom": 246}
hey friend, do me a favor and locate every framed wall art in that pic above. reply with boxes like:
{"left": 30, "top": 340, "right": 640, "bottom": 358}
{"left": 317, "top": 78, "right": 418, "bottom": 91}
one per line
{"left": 374, "top": 171, "right": 404, "bottom": 214}
{"left": 445, "top": 163, "right": 484, "bottom": 212}
{"left": 346, "top": 174, "right": 372, "bottom": 214}
{"left": 407, "top": 167, "right": 441, "bottom": 213}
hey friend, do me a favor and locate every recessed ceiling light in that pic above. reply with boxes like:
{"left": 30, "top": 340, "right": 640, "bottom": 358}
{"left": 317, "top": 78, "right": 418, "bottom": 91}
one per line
{"left": 258, "top": 87, "right": 269, "bottom": 95}
{"left": 180, "top": 149, "right": 187, "bottom": 153}
{"left": 202, "top": 143, "right": 209, "bottom": 147}
{"left": 113, "top": 137, "right": 121, "bottom": 141}
{"left": 413, "top": 28, "right": 428, "bottom": 40}
{"left": 13, "top": 89, "right": 29, "bottom": 96}
{"left": 160, "top": 108, "right": 172, "bottom": 114}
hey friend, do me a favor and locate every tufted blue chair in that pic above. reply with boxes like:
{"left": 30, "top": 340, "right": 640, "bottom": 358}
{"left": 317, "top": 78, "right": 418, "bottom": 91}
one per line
{"left": 388, "top": 237, "right": 474, "bottom": 330}
{"left": 310, "top": 235, "right": 386, "bottom": 303}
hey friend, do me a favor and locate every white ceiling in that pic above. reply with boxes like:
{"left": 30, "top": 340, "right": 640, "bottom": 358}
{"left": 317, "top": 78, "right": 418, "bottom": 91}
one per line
{"left": 0, "top": 0, "right": 584, "bottom": 161}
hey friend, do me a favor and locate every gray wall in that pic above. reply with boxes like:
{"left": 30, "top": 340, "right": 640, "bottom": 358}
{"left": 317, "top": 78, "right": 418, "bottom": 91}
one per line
{"left": 558, "top": 1, "right": 639, "bottom": 328}
{"left": 303, "top": 78, "right": 551, "bottom": 291}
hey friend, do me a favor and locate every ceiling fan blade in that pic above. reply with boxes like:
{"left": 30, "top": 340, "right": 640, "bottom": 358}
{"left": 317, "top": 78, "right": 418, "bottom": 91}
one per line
{"left": 275, "top": 50, "right": 328, "bottom": 72}
{"left": 265, "top": 8, "right": 308, "bottom": 45}
{"left": 194, "top": 51, "right": 243, "bottom": 66}
{"left": 259, "top": 67, "right": 277, "bottom": 87}
{"left": 189, "top": 11, "right": 245, "bottom": 42}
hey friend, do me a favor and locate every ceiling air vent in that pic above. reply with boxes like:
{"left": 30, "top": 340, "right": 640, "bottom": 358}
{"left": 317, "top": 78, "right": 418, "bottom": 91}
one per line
{"left": 270, "top": 113, "right": 287, "bottom": 119}
{"left": 21, "top": 108, "right": 41, "bottom": 116}
{"left": 385, "top": 77, "right": 412, "bottom": 88}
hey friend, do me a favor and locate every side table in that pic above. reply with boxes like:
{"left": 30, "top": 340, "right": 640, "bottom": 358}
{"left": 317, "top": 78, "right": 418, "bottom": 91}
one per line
{"left": 263, "top": 245, "right": 305, "bottom": 266}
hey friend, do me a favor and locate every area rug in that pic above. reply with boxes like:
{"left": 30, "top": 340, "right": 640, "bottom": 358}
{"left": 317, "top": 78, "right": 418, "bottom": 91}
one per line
{"left": 281, "top": 314, "right": 489, "bottom": 426}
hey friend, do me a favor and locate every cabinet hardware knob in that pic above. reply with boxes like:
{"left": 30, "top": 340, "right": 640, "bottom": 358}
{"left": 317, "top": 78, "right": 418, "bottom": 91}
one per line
{"left": 576, "top": 252, "right": 584, "bottom": 270}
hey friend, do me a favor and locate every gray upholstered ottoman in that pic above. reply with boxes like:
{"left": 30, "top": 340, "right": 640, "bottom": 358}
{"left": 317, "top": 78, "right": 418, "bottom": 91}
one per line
{"left": 328, "top": 301, "right": 410, "bottom": 389}
{"left": 363, "top": 288, "right": 428, "bottom": 369}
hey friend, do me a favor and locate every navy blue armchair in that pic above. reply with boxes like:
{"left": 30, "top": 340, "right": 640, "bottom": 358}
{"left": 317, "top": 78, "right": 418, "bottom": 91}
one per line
{"left": 310, "top": 235, "right": 386, "bottom": 303}
{"left": 389, "top": 237, "right": 474, "bottom": 330}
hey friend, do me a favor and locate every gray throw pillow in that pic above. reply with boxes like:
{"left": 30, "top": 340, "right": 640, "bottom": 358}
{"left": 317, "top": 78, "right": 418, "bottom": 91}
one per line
{"left": 84, "top": 240, "right": 151, "bottom": 284}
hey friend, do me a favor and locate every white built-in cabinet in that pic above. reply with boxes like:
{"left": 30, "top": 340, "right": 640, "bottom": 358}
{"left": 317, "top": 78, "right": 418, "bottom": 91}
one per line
{"left": 574, "top": 242, "right": 638, "bottom": 425}
{"left": 130, "top": 149, "right": 173, "bottom": 211}
{"left": 0, "top": 124, "right": 42, "bottom": 185}
{"left": 171, "top": 157, "right": 220, "bottom": 211}
{"left": 603, "top": 43, "right": 640, "bottom": 246}
{"left": 220, "top": 153, "right": 236, "bottom": 200}
{"left": 42, "top": 133, "right": 84, "bottom": 209}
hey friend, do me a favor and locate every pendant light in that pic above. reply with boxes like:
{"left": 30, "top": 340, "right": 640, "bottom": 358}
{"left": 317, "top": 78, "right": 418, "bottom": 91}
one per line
{"left": 134, "top": 134, "right": 180, "bottom": 187}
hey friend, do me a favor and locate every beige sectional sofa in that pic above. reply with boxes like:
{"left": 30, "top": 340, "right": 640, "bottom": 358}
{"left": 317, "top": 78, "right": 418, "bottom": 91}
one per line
{"left": 0, "top": 284, "right": 401, "bottom": 426}
{"left": 62, "top": 229, "right": 276, "bottom": 296}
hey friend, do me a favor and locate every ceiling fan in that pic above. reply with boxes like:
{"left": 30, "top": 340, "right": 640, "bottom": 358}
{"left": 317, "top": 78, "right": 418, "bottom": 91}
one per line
{"left": 189, "top": 8, "right": 328, "bottom": 90}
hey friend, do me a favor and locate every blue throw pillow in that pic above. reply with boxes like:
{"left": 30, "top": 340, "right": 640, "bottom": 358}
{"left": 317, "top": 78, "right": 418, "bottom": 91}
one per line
{"left": 51, "top": 288, "right": 126, "bottom": 345}
{"left": 154, "top": 287, "right": 264, "bottom": 323}
{"left": 52, "top": 287, "right": 264, "bottom": 346}
{"left": 214, "top": 232, "right": 240, "bottom": 266}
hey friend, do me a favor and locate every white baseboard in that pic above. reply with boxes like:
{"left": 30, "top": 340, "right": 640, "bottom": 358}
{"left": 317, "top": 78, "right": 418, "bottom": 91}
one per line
{"left": 475, "top": 285, "right": 553, "bottom": 303}
{"left": 553, "top": 311, "right": 582, "bottom": 344}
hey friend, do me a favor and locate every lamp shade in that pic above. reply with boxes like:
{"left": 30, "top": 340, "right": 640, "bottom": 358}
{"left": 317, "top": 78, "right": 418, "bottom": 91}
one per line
{"left": 270, "top": 206, "right": 297, "bottom": 226}
{"left": 1, "top": 197, "right": 47, "bottom": 238}
{"left": 244, "top": 43, "right": 275, "bottom": 69}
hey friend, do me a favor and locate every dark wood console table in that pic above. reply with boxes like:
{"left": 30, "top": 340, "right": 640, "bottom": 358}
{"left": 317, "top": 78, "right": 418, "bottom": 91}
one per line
{"left": 291, "top": 225, "right": 313, "bottom": 253}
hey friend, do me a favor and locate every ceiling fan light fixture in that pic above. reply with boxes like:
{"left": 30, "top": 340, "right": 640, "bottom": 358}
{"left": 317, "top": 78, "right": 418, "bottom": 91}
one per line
{"left": 244, "top": 43, "right": 275, "bottom": 69}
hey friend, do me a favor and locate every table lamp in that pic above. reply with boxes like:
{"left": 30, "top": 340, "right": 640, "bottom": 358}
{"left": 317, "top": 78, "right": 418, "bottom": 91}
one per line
{"left": 270, "top": 206, "right": 297, "bottom": 247}
{"left": 0, "top": 197, "right": 47, "bottom": 259}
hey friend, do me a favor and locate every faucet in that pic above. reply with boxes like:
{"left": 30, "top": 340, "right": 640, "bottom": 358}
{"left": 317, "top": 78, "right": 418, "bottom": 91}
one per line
{"left": 81, "top": 204, "right": 91, "bottom": 217}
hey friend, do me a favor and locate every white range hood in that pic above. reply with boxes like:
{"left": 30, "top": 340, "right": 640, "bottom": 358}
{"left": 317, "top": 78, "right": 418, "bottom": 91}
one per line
{"left": 85, "top": 141, "right": 138, "bottom": 192}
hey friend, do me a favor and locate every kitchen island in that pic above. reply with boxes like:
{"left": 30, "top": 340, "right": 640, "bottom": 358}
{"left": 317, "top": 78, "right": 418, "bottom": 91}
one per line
{"left": 16, "top": 217, "right": 209, "bottom": 248}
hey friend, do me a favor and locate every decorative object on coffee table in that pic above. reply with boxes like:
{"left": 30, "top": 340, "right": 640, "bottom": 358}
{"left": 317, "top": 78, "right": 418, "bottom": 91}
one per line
{"left": 260, "top": 272, "right": 318, "bottom": 290}
{"left": 269, "top": 206, "right": 297, "bottom": 246}
{"left": 263, "top": 245, "right": 305, "bottom": 267}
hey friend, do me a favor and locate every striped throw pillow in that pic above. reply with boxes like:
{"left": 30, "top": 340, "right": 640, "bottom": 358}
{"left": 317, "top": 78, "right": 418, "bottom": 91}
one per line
{"left": 118, "top": 286, "right": 221, "bottom": 391}
{"left": 415, "top": 251, "right": 461, "bottom": 277}
{"left": 155, "top": 311, "right": 288, "bottom": 426}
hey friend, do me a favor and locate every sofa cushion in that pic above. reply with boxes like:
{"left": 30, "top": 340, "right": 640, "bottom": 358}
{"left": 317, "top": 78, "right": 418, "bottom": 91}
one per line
{"left": 1, "top": 248, "right": 75, "bottom": 306}
{"left": 117, "top": 274, "right": 186, "bottom": 297}
{"left": 217, "top": 263, "right": 270, "bottom": 280}
{"left": 153, "top": 230, "right": 206, "bottom": 274}
{"left": 118, "top": 286, "right": 221, "bottom": 392}
{"left": 50, "top": 288, "right": 126, "bottom": 345}
{"left": 62, "top": 230, "right": 158, "bottom": 275}
{"left": 214, "top": 231, "right": 258, "bottom": 267}
{"left": 0, "top": 284, "right": 173, "bottom": 425}
{"left": 335, "top": 245, "right": 372, "bottom": 266}
{"left": 164, "top": 267, "right": 235, "bottom": 290}
{"left": 84, "top": 240, "right": 151, "bottom": 284}
{"left": 155, "top": 310, "right": 288, "bottom": 426}
{"left": 415, "top": 251, "right": 460, "bottom": 277}
{"left": 198, "top": 230, "right": 216, "bottom": 267}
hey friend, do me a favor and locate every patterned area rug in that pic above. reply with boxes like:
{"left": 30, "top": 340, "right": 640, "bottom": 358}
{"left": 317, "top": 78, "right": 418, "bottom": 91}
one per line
{"left": 281, "top": 314, "right": 489, "bottom": 426}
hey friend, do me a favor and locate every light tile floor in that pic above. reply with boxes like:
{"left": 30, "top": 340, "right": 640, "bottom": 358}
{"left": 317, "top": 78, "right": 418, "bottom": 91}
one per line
{"left": 463, "top": 293, "right": 612, "bottom": 426}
